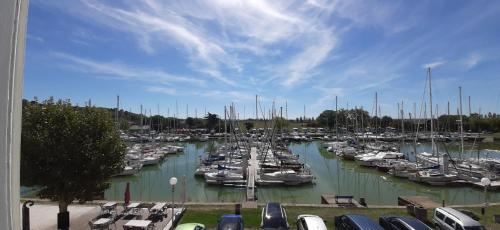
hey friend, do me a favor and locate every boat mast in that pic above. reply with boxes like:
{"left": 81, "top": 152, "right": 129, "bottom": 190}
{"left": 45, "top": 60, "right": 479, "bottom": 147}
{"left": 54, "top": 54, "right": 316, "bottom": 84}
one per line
{"left": 398, "top": 102, "right": 400, "bottom": 132}
{"left": 375, "top": 92, "right": 378, "bottom": 143}
{"left": 224, "top": 105, "right": 227, "bottom": 146}
{"left": 401, "top": 101, "right": 405, "bottom": 149}
{"left": 175, "top": 100, "right": 178, "bottom": 135}
{"left": 285, "top": 100, "right": 288, "bottom": 132}
{"left": 157, "top": 104, "right": 160, "bottom": 134}
{"left": 255, "top": 95, "right": 258, "bottom": 120}
{"left": 116, "top": 95, "right": 120, "bottom": 129}
{"left": 459, "top": 86, "right": 464, "bottom": 160}
{"left": 140, "top": 104, "right": 143, "bottom": 136}
{"left": 335, "top": 96, "right": 338, "bottom": 140}
{"left": 361, "top": 106, "right": 365, "bottom": 146}
{"left": 428, "top": 67, "right": 439, "bottom": 166}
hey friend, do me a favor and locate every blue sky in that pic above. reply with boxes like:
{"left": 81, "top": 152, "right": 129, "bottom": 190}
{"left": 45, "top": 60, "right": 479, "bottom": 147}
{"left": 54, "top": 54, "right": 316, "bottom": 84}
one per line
{"left": 24, "top": 0, "right": 500, "bottom": 119}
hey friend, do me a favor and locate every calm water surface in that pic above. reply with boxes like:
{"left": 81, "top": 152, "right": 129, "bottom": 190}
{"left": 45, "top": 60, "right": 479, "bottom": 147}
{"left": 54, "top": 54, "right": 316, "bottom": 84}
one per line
{"left": 104, "top": 141, "right": 500, "bottom": 205}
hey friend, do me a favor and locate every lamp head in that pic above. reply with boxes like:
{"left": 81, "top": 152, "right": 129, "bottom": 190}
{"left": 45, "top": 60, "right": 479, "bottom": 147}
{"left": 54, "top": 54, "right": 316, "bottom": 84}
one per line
{"left": 481, "top": 177, "right": 491, "bottom": 186}
{"left": 169, "top": 177, "right": 178, "bottom": 186}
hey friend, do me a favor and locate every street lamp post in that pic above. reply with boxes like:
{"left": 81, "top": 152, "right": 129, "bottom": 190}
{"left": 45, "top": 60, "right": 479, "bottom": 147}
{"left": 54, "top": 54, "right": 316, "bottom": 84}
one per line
{"left": 169, "top": 177, "right": 178, "bottom": 226}
{"left": 481, "top": 177, "right": 491, "bottom": 224}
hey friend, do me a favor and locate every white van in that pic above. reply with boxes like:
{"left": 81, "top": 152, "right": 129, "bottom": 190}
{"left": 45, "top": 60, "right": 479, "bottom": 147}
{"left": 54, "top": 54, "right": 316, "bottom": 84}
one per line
{"left": 433, "top": 207, "right": 485, "bottom": 230}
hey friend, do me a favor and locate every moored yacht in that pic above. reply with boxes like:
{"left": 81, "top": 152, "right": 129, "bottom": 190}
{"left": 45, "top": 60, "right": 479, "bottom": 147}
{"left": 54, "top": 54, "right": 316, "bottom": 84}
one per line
{"left": 408, "top": 169, "right": 458, "bottom": 185}
{"left": 259, "top": 169, "right": 314, "bottom": 185}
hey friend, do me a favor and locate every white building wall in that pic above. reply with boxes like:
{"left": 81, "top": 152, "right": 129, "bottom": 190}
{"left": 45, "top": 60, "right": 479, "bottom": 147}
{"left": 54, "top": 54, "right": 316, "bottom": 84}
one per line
{"left": 0, "top": 0, "right": 29, "bottom": 229}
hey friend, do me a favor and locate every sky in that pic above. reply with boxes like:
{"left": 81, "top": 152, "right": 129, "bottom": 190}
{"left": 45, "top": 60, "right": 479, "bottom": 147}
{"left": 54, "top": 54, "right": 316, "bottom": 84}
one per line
{"left": 24, "top": 0, "right": 500, "bottom": 119}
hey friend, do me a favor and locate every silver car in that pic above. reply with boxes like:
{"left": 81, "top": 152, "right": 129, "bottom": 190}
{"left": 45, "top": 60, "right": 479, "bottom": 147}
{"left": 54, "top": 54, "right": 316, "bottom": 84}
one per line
{"left": 296, "top": 215, "right": 327, "bottom": 230}
{"left": 433, "top": 207, "right": 485, "bottom": 230}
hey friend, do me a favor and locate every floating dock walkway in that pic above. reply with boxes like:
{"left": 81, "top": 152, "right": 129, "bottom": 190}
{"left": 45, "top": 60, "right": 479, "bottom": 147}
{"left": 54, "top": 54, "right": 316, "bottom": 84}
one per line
{"left": 246, "top": 147, "right": 258, "bottom": 202}
{"left": 398, "top": 196, "right": 440, "bottom": 209}
{"left": 321, "top": 194, "right": 363, "bottom": 207}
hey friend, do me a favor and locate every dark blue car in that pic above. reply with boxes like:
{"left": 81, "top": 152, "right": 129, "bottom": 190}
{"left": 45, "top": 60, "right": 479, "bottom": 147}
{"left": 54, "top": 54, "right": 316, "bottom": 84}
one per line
{"left": 379, "top": 216, "right": 431, "bottom": 230}
{"left": 218, "top": 214, "right": 244, "bottom": 230}
{"left": 335, "top": 214, "right": 383, "bottom": 230}
{"left": 261, "top": 202, "right": 289, "bottom": 230}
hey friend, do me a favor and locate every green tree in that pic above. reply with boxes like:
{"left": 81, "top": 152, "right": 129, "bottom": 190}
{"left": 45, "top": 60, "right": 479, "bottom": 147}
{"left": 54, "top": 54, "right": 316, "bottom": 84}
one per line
{"left": 186, "top": 117, "right": 195, "bottom": 128}
{"left": 275, "top": 117, "right": 288, "bottom": 129}
{"left": 316, "top": 110, "right": 335, "bottom": 129}
{"left": 205, "top": 113, "right": 220, "bottom": 131}
{"left": 244, "top": 121, "right": 254, "bottom": 131}
{"left": 381, "top": 116, "right": 393, "bottom": 128}
{"left": 21, "top": 99, "right": 125, "bottom": 229}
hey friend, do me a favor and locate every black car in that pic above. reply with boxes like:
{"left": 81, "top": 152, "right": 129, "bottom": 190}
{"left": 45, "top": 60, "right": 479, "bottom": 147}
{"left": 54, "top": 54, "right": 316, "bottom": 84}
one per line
{"left": 260, "top": 202, "right": 289, "bottom": 230}
{"left": 334, "top": 214, "right": 383, "bottom": 230}
{"left": 379, "top": 216, "right": 431, "bottom": 230}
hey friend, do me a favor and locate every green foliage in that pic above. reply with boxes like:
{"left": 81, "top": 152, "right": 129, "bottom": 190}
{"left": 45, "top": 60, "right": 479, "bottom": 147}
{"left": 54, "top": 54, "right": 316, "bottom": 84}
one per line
{"left": 244, "top": 121, "right": 254, "bottom": 131}
{"left": 186, "top": 117, "right": 195, "bottom": 128}
{"left": 21, "top": 99, "right": 125, "bottom": 209}
{"left": 380, "top": 116, "right": 393, "bottom": 128}
{"left": 274, "top": 117, "right": 288, "bottom": 130}
{"left": 316, "top": 109, "right": 371, "bottom": 130}
{"left": 205, "top": 113, "right": 220, "bottom": 131}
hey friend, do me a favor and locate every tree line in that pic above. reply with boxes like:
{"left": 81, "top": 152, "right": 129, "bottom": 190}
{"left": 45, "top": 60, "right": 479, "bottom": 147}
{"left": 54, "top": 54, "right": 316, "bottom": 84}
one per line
{"left": 32, "top": 98, "right": 497, "bottom": 133}
{"left": 313, "top": 109, "right": 500, "bottom": 133}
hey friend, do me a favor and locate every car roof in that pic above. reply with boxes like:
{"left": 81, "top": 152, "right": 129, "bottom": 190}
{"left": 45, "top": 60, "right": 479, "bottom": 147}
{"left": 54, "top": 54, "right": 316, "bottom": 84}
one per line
{"left": 345, "top": 215, "right": 383, "bottom": 230}
{"left": 298, "top": 215, "right": 327, "bottom": 230}
{"left": 262, "top": 203, "right": 287, "bottom": 228}
{"left": 436, "top": 207, "right": 481, "bottom": 226}
{"left": 176, "top": 223, "right": 205, "bottom": 230}
{"left": 382, "top": 216, "right": 431, "bottom": 230}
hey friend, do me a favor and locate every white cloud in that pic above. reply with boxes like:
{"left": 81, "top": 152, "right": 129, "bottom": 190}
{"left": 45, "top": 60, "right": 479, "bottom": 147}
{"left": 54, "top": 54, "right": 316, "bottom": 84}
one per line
{"left": 41, "top": 0, "right": 340, "bottom": 88}
{"left": 330, "top": 0, "right": 418, "bottom": 34}
{"left": 146, "top": 86, "right": 177, "bottom": 95}
{"left": 281, "top": 33, "right": 336, "bottom": 87}
{"left": 70, "top": 0, "right": 236, "bottom": 85}
{"left": 312, "top": 87, "right": 344, "bottom": 109}
{"left": 52, "top": 52, "right": 204, "bottom": 86}
{"left": 27, "top": 34, "right": 44, "bottom": 43}
{"left": 422, "top": 60, "right": 446, "bottom": 69}
{"left": 463, "top": 54, "right": 481, "bottom": 70}
{"left": 198, "top": 90, "right": 254, "bottom": 102}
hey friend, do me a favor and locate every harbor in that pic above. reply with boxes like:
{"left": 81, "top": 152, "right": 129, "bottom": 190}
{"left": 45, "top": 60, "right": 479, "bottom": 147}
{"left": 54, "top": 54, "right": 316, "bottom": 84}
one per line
{"left": 96, "top": 140, "right": 500, "bottom": 206}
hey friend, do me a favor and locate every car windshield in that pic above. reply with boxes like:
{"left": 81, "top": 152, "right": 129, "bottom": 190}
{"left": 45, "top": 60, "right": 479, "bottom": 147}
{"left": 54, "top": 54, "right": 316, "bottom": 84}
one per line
{"left": 263, "top": 216, "right": 287, "bottom": 229}
{"left": 267, "top": 205, "right": 282, "bottom": 216}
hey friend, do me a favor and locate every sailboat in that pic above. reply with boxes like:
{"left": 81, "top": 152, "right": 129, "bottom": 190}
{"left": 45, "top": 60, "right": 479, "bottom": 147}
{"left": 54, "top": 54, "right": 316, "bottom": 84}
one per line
{"left": 410, "top": 67, "right": 457, "bottom": 185}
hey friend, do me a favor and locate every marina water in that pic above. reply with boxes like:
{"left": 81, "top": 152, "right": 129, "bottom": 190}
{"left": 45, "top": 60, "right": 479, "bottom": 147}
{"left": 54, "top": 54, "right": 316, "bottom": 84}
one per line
{"left": 103, "top": 141, "right": 500, "bottom": 205}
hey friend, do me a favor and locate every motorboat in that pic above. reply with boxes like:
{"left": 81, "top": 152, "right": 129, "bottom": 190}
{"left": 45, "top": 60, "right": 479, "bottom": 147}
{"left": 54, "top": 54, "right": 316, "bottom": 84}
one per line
{"left": 141, "top": 156, "right": 160, "bottom": 166}
{"left": 204, "top": 170, "right": 244, "bottom": 181}
{"left": 260, "top": 170, "right": 314, "bottom": 185}
{"left": 339, "top": 147, "right": 357, "bottom": 160}
{"left": 357, "top": 152, "right": 403, "bottom": 167}
{"left": 408, "top": 169, "right": 457, "bottom": 185}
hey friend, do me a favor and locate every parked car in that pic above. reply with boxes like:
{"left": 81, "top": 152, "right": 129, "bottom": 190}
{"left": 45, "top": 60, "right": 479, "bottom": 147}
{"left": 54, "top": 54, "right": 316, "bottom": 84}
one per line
{"left": 296, "top": 215, "right": 327, "bottom": 230}
{"left": 261, "top": 202, "right": 289, "bottom": 230}
{"left": 433, "top": 207, "right": 486, "bottom": 230}
{"left": 334, "top": 214, "right": 383, "bottom": 230}
{"left": 175, "top": 223, "right": 206, "bottom": 230}
{"left": 379, "top": 216, "right": 431, "bottom": 230}
{"left": 218, "top": 214, "right": 244, "bottom": 230}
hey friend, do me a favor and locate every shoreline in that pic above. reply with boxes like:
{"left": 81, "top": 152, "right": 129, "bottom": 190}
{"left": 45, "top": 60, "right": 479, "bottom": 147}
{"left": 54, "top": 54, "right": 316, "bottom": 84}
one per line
{"left": 21, "top": 197, "right": 500, "bottom": 209}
